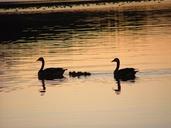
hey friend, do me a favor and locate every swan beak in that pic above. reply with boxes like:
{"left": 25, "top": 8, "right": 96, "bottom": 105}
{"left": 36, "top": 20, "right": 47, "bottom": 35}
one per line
{"left": 36, "top": 58, "right": 40, "bottom": 61}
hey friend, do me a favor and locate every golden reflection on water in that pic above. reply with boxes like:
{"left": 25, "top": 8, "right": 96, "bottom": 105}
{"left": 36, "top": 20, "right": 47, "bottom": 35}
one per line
{"left": 0, "top": 4, "right": 171, "bottom": 128}
{"left": 1, "top": 76, "right": 171, "bottom": 127}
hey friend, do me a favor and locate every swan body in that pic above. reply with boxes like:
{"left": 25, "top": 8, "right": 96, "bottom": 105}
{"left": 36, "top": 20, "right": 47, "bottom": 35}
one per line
{"left": 37, "top": 57, "right": 67, "bottom": 80}
{"left": 112, "top": 58, "right": 138, "bottom": 80}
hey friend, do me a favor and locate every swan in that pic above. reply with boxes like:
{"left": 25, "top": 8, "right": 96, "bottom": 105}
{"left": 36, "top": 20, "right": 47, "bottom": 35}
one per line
{"left": 112, "top": 58, "right": 138, "bottom": 80}
{"left": 37, "top": 57, "right": 67, "bottom": 80}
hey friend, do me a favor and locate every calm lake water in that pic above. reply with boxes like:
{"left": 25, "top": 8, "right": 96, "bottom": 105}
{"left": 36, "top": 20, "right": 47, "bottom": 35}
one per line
{"left": 0, "top": 3, "right": 171, "bottom": 128}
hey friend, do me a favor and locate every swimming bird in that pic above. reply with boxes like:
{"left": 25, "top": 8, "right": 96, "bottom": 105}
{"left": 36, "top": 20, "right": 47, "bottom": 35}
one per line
{"left": 69, "top": 71, "right": 91, "bottom": 78}
{"left": 112, "top": 58, "right": 138, "bottom": 81}
{"left": 37, "top": 57, "right": 67, "bottom": 80}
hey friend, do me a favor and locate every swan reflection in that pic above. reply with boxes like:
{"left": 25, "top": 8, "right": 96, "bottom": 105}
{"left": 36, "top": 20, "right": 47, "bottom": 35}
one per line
{"left": 39, "top": 78, "right": 67, "bottom": 96}
{"left": 113, "top": 77, "right": 137, "bottom": 95}
{"left": 39, "top": 80, "right": 46, "bottom": 96}
{"left": 113, "top": 80, "right": 121, "bottom": 95}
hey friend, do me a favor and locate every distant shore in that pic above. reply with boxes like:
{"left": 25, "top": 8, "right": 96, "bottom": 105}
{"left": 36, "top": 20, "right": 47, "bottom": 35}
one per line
{"left": 0, "top": 0, "right": 171, "bottom": 15}
{"left": 0, "top": 0, "right": 166, "bottom": 9}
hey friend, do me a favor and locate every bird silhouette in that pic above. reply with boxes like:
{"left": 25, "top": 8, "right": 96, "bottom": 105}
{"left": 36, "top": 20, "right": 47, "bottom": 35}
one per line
{"left": 112, "top": 58, "right": 138, "bottom": 81}
{"left": 37, "top": 57, "right": 67, "bottom": 80}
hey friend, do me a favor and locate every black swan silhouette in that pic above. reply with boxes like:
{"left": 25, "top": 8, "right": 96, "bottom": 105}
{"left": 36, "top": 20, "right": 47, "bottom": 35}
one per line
{"left": 37, "top": 57, "right": 67, "bottom": 80}
{"left": 112, "top": 58, "right": 138, "bottom": 81}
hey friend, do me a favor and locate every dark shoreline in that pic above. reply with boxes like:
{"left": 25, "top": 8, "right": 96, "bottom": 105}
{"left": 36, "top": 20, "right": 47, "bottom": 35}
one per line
{"left": 0, "top": 0, "right": 160, "bottom": 9}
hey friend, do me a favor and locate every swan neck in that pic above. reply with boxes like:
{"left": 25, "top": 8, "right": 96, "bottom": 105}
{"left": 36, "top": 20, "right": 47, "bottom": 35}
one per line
{"left": 40, "top": 59, "right": 45, "bottom": 71}
{"left": 115, "top": 60, "right": 120, "bottom": 72}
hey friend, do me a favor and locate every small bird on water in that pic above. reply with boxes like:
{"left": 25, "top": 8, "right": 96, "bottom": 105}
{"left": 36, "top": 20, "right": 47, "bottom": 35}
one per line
{"left": 69, "top": 71, "right": 91, "bottom": 78}
{"left": 37, "top": 57, "right": 67, "bottom": 80}
{"left": 112, "top": 58, "right": 138, "bottom": 81}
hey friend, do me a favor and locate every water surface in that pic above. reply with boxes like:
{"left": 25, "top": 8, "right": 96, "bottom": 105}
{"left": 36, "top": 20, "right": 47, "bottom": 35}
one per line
{"left": 0, "top": 4, "right": 171, "bottom": 128}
